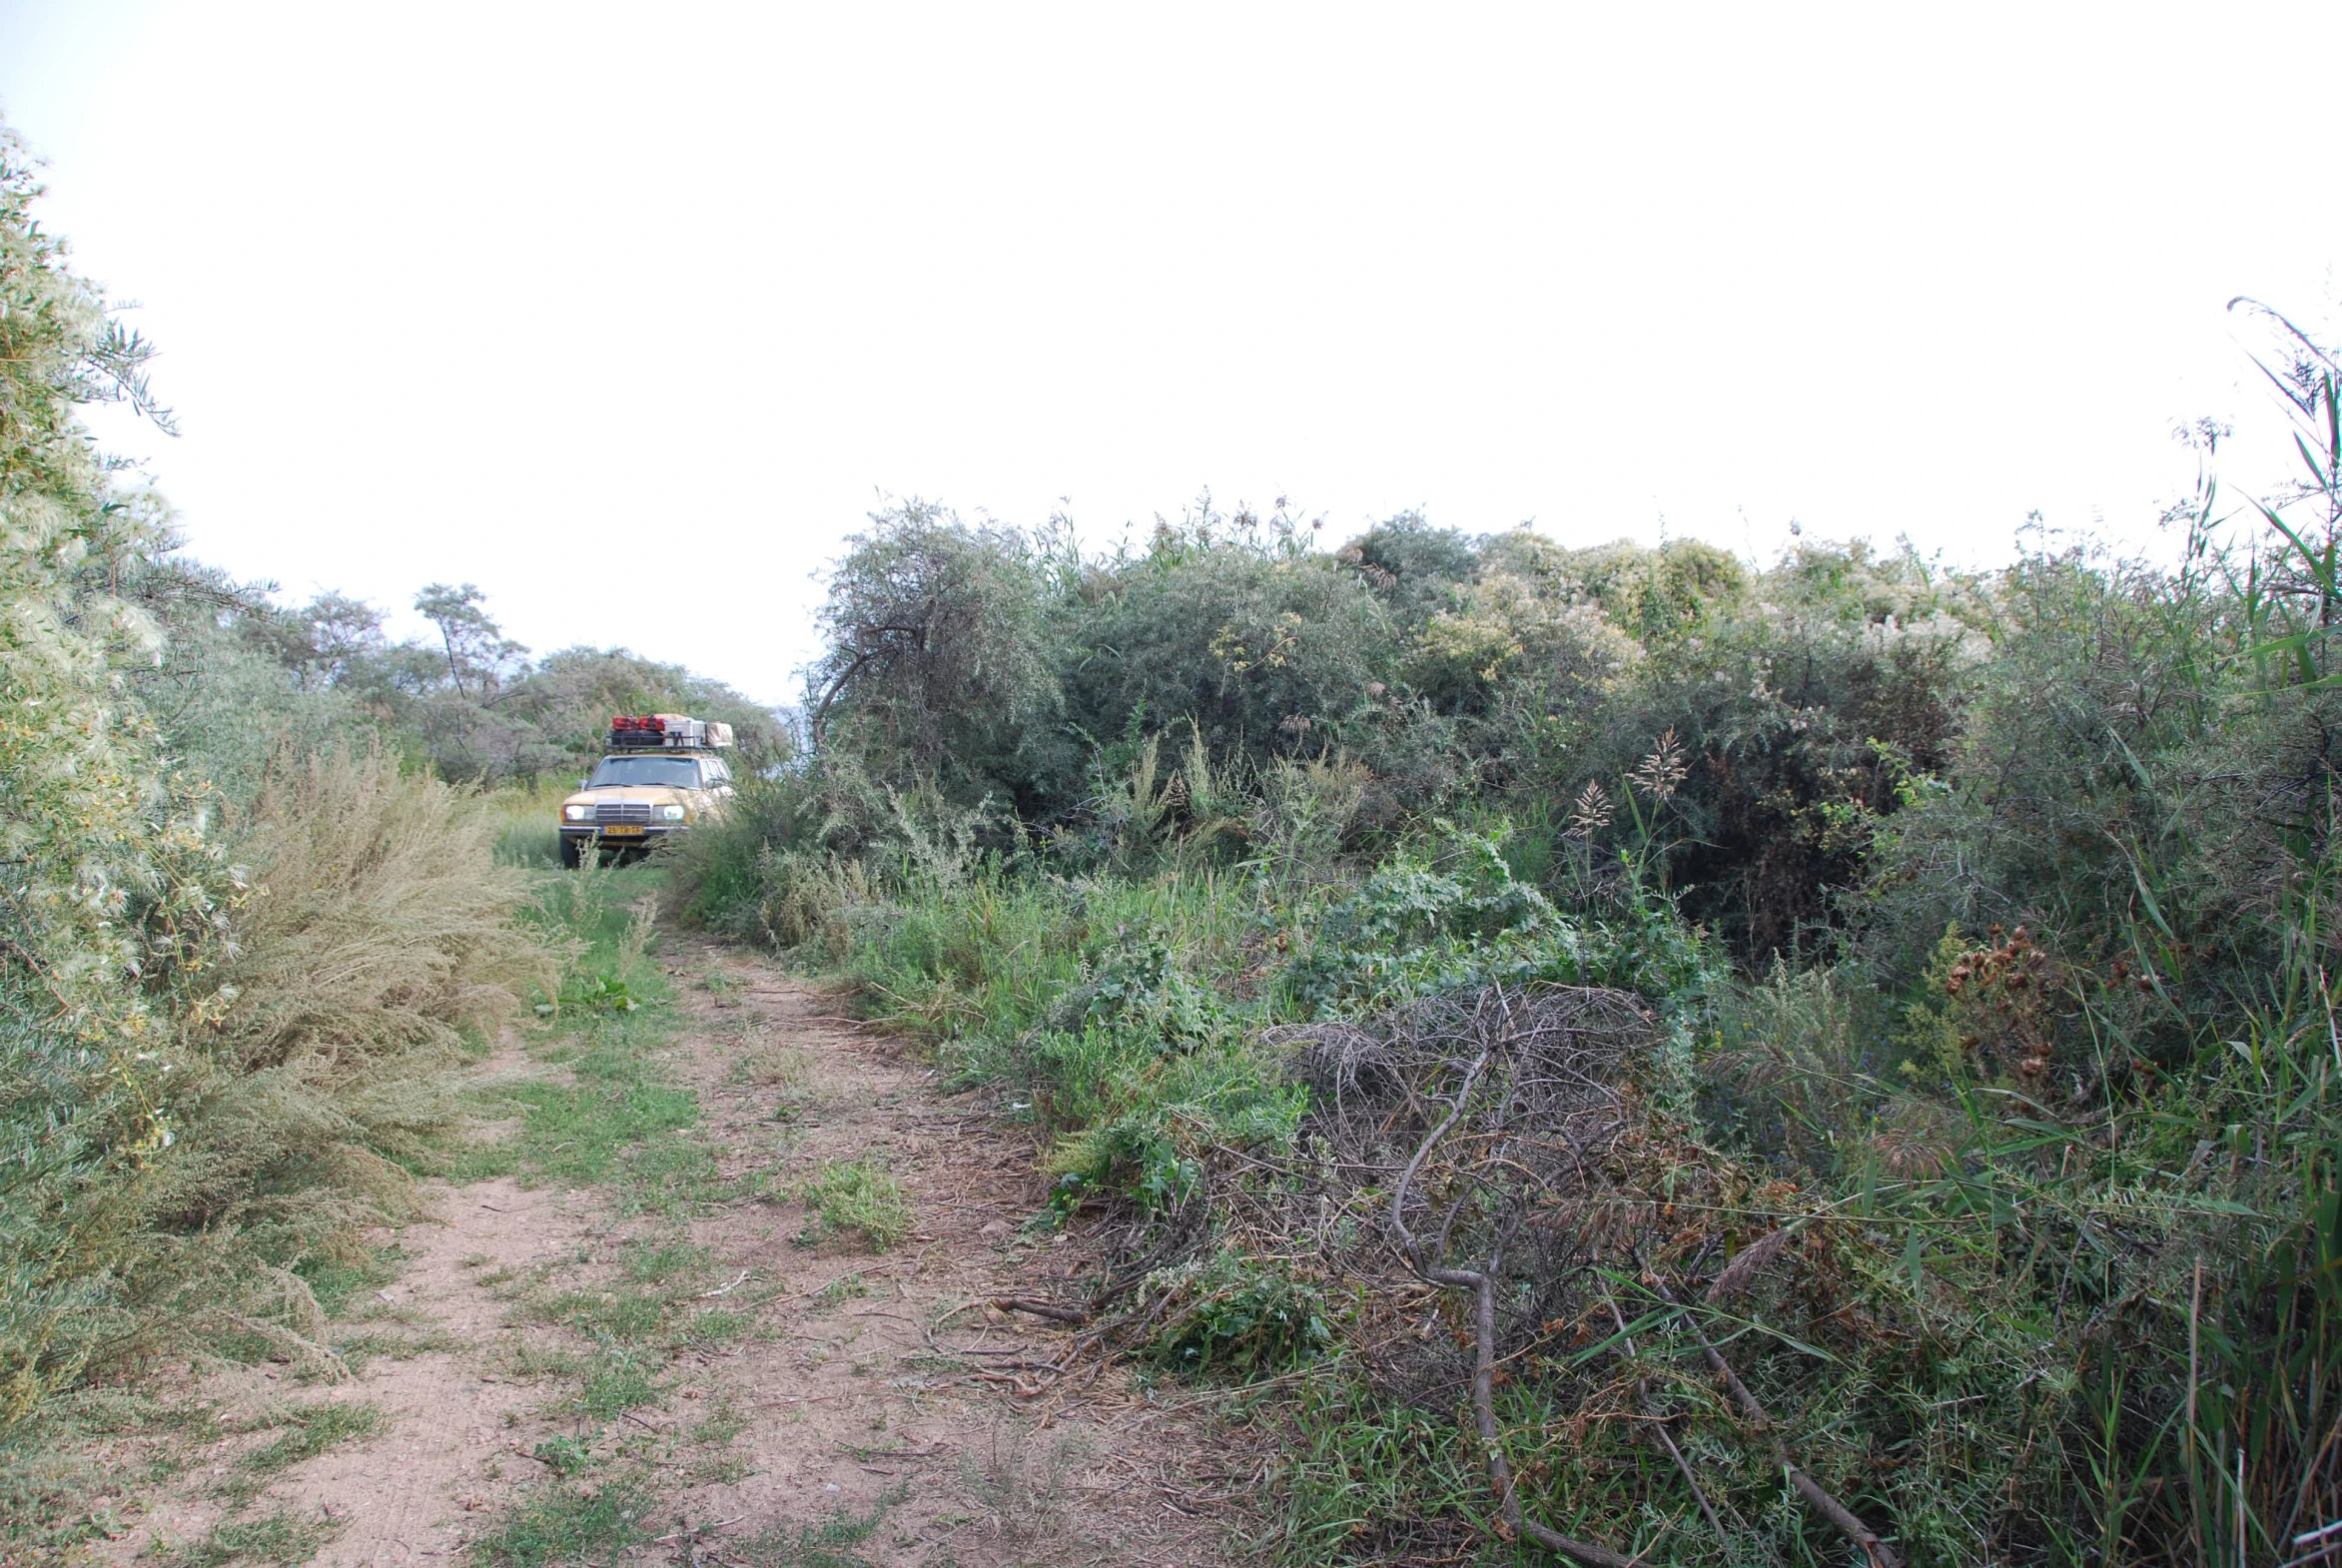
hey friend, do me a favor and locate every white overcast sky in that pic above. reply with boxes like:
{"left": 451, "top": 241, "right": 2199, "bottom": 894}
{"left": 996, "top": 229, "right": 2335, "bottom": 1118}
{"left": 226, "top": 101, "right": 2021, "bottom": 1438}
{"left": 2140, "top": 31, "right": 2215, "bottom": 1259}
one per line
{"left": 1, "top": 2, "right": 2337, "bottom": 703}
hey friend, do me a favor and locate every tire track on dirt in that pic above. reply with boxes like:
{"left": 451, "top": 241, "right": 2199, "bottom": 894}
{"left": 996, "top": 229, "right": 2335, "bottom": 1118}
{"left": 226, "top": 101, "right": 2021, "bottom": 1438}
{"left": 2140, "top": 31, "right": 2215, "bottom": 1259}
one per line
{"left": 96, "top": 931, "right": 1240, "bottom": 1568}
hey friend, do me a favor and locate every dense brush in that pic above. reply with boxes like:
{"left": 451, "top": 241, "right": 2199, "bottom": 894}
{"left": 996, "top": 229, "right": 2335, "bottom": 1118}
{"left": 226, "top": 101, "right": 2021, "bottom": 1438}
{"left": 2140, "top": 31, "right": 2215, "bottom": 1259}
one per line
{"left": 5, "top": 747, "right": 552, "bottom": 1408}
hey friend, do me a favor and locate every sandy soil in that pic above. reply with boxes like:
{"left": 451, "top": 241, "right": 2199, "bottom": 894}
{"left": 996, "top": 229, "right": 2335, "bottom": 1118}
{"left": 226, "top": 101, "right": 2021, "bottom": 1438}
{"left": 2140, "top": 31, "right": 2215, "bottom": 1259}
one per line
{"left": 92, "top": 935, "right": 1243, "bottom": 1568}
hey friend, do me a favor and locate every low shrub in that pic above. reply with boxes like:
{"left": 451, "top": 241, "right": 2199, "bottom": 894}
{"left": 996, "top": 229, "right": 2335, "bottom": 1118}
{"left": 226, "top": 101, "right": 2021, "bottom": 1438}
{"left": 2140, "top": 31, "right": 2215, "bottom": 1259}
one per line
{"left": 1141, "top": 1250, "right": 1336, "bottom": 1377}
{"left": 3, "top": 746, "right": 552, "bottom": 1414}
{"left": 600, "top": 290, "right": 2342, "bottom": 1567}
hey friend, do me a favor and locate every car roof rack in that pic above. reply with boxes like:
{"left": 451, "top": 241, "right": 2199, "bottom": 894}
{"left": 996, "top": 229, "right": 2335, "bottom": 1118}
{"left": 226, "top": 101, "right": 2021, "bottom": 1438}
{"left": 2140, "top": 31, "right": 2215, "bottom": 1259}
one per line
{"left": 607, "top": 713, "right": 734, "bottom": 751}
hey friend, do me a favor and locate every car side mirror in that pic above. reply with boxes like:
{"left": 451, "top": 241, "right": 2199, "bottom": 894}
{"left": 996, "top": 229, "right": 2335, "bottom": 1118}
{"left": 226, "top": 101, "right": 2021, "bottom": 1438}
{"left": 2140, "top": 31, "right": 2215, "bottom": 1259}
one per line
{"left": 577, "top": 777, "right": 589, "bottom": 790}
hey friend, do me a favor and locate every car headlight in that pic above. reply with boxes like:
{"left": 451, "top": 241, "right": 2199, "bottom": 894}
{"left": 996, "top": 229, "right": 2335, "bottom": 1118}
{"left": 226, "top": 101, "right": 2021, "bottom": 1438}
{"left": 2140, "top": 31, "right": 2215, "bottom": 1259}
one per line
{"left": 658, "top": 804, "right": 687, "bottom": 822}
{"left": 562, "top": 803, "right": 594, "bottom": 822}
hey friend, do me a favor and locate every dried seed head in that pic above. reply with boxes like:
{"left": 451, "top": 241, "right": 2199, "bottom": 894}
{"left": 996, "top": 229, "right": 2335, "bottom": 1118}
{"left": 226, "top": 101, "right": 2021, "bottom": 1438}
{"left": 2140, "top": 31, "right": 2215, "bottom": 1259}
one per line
{"left": 1872, "top": 1129, "right": 1950, "bottom": 1179}
{"left": 1629, "top": 727, "right": 1690, "bottom": 803}
{"left": 1706, "top": 1227, "right": 1792, "bottom": 1303}
{"left": 1566, "top": 779, "right": 1614, "bottom": 838}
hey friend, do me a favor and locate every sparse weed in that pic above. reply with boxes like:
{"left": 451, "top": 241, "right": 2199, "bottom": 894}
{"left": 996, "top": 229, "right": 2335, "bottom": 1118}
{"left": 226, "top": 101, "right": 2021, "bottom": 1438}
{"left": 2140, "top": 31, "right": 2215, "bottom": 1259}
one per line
{"left": 470, "top": 1480, "right": 652, "bottom": 1567}
{"left": 529, "top": 1433, "right": 594, "bottom": 1476}
{"left": 793, "top": 1159, "right": 912, "bottom": 1249}
{"left": 227, "top": 1402, "right": 388, "bottom": 1497}
{"left": 174, "top": 1507, "right": 341, "bottom": 1568}
{"left": 332, "top": 1327, "right": 466, "bottom": 1368}
{"left": 958, "top": 1423, "right": 1079, "bottom": 1548}
{"left": 505, "top": 1343, "right": 582, "bottom": 1382}
{"left": 808, "top": 1273, "right": 872, "bottom": 1311}
{"left": 734, "top": 1033, "right": 812, "bottom": 1088}
{"left": 689, "top": 1398, "right": 747, "bottom": 1446}
{"left": 729, "top": 1485, "right": 904, "bottom": 1568}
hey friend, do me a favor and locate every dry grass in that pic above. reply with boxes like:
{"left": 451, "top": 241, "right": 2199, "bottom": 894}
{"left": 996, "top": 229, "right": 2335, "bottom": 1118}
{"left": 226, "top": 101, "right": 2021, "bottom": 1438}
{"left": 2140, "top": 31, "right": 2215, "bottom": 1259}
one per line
{"left": 733, "top": 1029, "right": 812, "bottom": 1088}
{"left": 79, "top": 746, "right": 557, "bottom": 1384}
{"left": 220, "top": 745, "right": 554, "bottom": 1078}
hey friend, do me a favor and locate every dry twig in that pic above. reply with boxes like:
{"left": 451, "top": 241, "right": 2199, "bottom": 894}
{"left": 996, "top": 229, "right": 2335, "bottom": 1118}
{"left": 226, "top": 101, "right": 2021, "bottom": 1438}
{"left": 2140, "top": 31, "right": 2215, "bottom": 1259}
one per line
{"left": 1644, "top": 1267, "right": 1902, "bottom": 1568}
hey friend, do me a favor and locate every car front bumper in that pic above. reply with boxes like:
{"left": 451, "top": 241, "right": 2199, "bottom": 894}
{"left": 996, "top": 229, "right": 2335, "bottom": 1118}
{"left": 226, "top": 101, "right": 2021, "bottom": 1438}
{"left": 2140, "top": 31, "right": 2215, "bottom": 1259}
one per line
{"left": 559, "top": 823, "right": 686, "bottom": 844}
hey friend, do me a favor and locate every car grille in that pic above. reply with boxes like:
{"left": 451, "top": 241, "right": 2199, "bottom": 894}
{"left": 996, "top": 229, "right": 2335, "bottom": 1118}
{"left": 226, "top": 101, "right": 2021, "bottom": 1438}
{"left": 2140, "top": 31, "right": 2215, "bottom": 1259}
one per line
{"left": 594, "top": 802, "right": 653, "bottom": 826}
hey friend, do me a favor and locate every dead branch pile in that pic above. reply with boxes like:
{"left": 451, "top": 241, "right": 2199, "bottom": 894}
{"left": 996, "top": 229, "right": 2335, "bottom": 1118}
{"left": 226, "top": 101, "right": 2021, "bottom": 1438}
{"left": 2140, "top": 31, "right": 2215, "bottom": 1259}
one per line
{"left": 1274, "top": 986, "right": 1649, "bottom": 1564}
{"left": 1274, "top": 985, "right": 1650, "bottom": 1409}
{"left": 1036, "top": 985, "right": 1903, "bottom": 1566}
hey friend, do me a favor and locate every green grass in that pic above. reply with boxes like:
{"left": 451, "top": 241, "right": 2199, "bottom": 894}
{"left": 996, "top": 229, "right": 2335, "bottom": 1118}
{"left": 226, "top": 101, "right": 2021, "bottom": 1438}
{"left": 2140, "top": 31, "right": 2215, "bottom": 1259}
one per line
{"left": 538, "top": 1287, "right": 668, "bottom": 1342}
{"left": 1272, "top": 1376, "right": 1645, "bottom": 1566}
{"left": 496, "top": 821, "right": 562, "bottom": 869}
{"left": 525, "top": 1232, "right": 725, "bottom": 1362}
{"left": 618, "top": 1130, "right": 725, "bottom": 1210}
{"left": 831, "top": 849, "right": 2342, "bottom": 1562}
{"left": 291, "top": 1248, "right": 405, "bottom": 1318}
{"left": 529, "top": 1433, "right": 595, "bottom": 1477}
{"left": 226, "top": 1402, "right": 387, "bottom": 1499}
{"left": 620, "top": 1237, "right": 707, "bottom": 1282}
{"left": 834, "top": 866, "right": 1316, "bottom": 1219}
{"left": 728, "top": 1488, "right": 903, "bottom": 1568}
{"left": 431, "top": 859, "right": 730, "bottom": 1558}
{"left": 469, "top": 1480, "right": 654, "bottom": 1567}
{"left": 794, "top": 1158, "right": 912, "bottom": 1249}
{"left": 0, "top": 1394, "right": 238, "bottom": 1556}
{"left": 481, "top": 780, "right": 573, "bottom": 869}
{"left": 174, "top": 1507, "right": 340, "bottom": 1567}
{"left": 449, "top": 1077, "right": 699, "bottom": 1187}
{"left": 688, "top": 1308, "right": 750, "bottom": 1342}
{"left": 445, "top": 863, "right": 731, "bottom": 1213}
{"left": 576, "top": 1355, "right": 661, "bottom": 1420}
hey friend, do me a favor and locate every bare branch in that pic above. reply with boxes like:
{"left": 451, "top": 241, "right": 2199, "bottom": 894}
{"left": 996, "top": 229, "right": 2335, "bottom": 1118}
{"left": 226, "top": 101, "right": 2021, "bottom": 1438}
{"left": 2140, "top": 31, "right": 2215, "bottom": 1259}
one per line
{"left": 1644, "top": 1267, "right": 1902, "bottom": 1568}
{"left": 1603, "top": 1287, "right": 1732, "bottom": 1540}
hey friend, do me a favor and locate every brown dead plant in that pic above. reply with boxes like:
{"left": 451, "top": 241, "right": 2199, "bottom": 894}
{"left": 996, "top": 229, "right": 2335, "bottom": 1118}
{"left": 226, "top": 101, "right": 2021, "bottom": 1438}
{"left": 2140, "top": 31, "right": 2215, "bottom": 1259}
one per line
{"left": 1263, "top": 985, "right": 1901, "bottom": 1567}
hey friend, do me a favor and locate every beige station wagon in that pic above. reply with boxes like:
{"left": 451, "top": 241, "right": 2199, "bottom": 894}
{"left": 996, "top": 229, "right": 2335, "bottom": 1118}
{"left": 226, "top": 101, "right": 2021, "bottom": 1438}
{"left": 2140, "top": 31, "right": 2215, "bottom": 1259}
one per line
{"left": 557, "top": 714, "right": 735, "bottom": 866}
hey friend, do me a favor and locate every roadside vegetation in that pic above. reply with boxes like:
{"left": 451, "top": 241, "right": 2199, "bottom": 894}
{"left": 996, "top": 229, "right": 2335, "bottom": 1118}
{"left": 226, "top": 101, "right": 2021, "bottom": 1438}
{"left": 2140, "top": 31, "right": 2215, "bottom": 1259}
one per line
{"left": 668, "top": 320, "right": 2342, "bottom": 1562}
{"left": 10, "top": 97, "right": 2342, "bottom": 1563}
{"left": 0, "top": 123, "right": 757, "bottom": 1562}
{"left": 0, "top": 122, "right": 539, "bottom": 1437}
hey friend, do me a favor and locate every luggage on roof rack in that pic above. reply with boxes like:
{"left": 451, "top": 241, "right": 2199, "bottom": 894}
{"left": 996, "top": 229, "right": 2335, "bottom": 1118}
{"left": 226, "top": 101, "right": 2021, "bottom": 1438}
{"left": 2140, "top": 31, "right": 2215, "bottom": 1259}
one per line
{"left": 608, "top": 713, "right": 734, "bottom": 751}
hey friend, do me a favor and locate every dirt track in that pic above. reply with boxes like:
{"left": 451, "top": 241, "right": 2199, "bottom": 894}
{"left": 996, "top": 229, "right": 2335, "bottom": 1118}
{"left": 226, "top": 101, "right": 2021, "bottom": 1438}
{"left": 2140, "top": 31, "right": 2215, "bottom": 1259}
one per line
{"left": 93, "top": 937, "right": 1239, "bottom": 1568}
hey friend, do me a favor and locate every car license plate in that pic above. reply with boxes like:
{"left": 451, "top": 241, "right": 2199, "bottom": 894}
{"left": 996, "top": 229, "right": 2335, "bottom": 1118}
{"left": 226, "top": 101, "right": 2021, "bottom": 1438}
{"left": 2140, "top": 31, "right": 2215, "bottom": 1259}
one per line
{"left": 601, "top": 825, "right": 647, "bottom": 838}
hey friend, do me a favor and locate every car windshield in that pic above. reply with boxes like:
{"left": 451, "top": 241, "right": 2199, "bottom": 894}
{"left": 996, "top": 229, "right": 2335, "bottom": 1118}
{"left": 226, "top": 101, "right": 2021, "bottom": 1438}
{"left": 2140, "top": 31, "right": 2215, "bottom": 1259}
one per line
{"left": 587, "top": 756, "right": 702, "bottom": 789}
